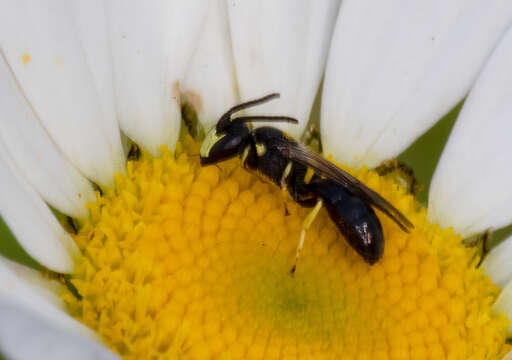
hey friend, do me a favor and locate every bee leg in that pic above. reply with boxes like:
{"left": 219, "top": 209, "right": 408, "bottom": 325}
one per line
{"left": 476, "top": 228, "right": 493, "bottom": 268}
{"left": 376, "top": 159, "right": 420, "bottom": 196}
{"left": 290, "top": 199, "right": 323, "bottom": 276}
{"left": 280, "top": 162, "right": 292, "bottom": 212}
{"left": 464, "top": 228, "right": 493, "bottom": 267}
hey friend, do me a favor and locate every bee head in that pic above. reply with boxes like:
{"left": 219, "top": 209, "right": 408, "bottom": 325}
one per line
{"left": 200, "top": 121, "right": 250, "bottom": 165}
{"left": 199, "top": 93, "right": 298, "bottom": 166}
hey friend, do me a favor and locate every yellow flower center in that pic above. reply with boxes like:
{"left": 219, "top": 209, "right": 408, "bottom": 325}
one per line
{"left": 62, "top": 139, "right": 510, "bottom": 360}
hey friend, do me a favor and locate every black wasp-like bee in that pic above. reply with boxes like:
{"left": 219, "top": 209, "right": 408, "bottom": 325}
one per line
{"left": 200, "top": 93, "right": 413, "bottom": 274}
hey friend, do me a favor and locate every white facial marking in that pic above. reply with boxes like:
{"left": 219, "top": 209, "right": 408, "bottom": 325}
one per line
{"left": 200, "top": 128, "right": 225, "bottom": 158}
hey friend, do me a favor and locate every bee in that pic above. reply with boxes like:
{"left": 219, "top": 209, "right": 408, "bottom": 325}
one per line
{"left": 200, "top": 93, "right": 413, "bottom": 274}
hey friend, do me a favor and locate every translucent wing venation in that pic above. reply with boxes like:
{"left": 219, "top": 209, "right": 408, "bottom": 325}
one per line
{"left": 277, "top": 142, "right": 414, "bottom": 232}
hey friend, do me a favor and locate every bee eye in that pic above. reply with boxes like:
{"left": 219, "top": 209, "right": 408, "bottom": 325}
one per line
{"left": 202, "top": 133, "right": 244, "bottom": 165}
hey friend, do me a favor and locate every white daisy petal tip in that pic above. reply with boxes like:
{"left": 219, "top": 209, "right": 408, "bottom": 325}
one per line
{"left": 321, "top": 1, "right": 512, "bottom": 169}
{"left": 428, "top": 26, "right": 512, "bottom": 236}
{"left": 482, "top": 235, "right": 512, "bottom": 289}
{"left": 0, "top": 152, "right": 78, "bottom": 274}
{"left": 0, "top": 1, "right": 126, "bottom": 189}
{"left": 228, "top": 0, "right": 340, "bottom": 138}
{"left": 0, "top": 256, "right": 65, "bottom": 309}
{"left": 106, "top": 0, "right": 209, "bottom": 155}
{"left": 0, "top": 301, "right": 119, "bottom": 360}
{"left": 182, "top": 0, "right": 238, "bottom": 132}
{"left": 0, "top": 52, "right": 95, "bottom": 219}
{"left": 0, "top": 260, "right": 118, "bottom": 360}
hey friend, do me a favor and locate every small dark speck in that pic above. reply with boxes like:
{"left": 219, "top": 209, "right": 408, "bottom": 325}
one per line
{"left": 431, "top": 37, "right": 435, "bottom": 41}
{"left": 78, "top": 193, "right": 82, "bottom": 198}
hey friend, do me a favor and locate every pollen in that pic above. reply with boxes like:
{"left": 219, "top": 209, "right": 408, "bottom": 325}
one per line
{"left": 62, "top": 140, "right": 510, "bottom": 360}
{"left": 21, "top": 53, "right": 31, "bottom": 64}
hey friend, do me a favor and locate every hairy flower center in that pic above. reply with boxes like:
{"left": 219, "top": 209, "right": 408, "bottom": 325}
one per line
{"left": 62, "top": 140, "right": 510, "bottom": 360}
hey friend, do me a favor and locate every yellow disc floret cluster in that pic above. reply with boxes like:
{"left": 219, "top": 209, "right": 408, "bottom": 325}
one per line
{"left": 62, "top": 140, "right": 510, "bottom": 360}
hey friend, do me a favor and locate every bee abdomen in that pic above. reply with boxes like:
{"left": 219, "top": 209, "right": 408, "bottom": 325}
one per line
{"left": 310, "top": 179, "right": 384, "bottom": 265}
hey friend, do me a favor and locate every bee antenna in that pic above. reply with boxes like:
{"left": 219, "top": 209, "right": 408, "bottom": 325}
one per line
{"left": 231, "top": 115, "right": 299, "bottom": 125}
{"left": 217, "top": 93, "right": 280, "bottom": 131}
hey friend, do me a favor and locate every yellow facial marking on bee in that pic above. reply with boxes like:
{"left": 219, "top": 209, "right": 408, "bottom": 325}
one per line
{"left": 255, "top": 143, "right": 266, "bottom": 157}
{"left": 281, "top": 131, "right": 293, "bottom": 140}
{"left": 200, "top": 127, "right": 225, "bottom": 158}
{"left": 304, "top": 166, "right": 315, "bottom": 184}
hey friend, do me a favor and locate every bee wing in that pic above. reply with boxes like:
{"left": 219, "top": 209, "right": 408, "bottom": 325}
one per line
{"left": 277, "top": 142, "right": 414, "bottom": 232}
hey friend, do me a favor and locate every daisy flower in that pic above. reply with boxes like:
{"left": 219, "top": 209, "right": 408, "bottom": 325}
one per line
{"left": 2, "top": 1, "right": 512, "bottom": 359}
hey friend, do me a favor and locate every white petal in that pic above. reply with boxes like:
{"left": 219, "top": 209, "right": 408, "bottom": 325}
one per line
{"left": 105, "top": 0, "right": 208, "bottom": 155}
{"left": 0, "top": 1, "right": 125, "bottom": 187}
{"left": 0, "top": 147, "right": 78, "bottom": 273}
{"left": 0, "top": 258, "right": 77, "bottom": 332}
{"left": 428, "top": 27, "right": 512, "bottom": 236}
{"left": 182, "top": 0, "right": 238, "bottom": 131}
{"left": 0, "top": 303, "right": 118, "bottom": 360}
{"left": 0, "top": 53, "right": 95, "bottom": 219}
{"left": 0, "top": 260, "right": 118, "bottom": 360}
{"left": 493, "top": 280, "right": 512, "bottom": 334}
{"left": 0, "top": 256, "right": 63, "bottom": 308}
{"left": 482, "top": 236, "right": 512, "bottom": 288}
{"left": 321, "top": 0, "right": 512, "bottom": 168}
{"left": 227, "top": 0, "right": 340, "bottom": 138}
{"left": 504, "top": 351, "right": 512, "bottom": 360}
{"left": 69, "top": 0, "right": 119, "bottom": 151}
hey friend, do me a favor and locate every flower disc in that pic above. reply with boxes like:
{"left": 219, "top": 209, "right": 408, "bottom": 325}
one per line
{"left": 62, "top": 141, "right": 510, "bottom": 360}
